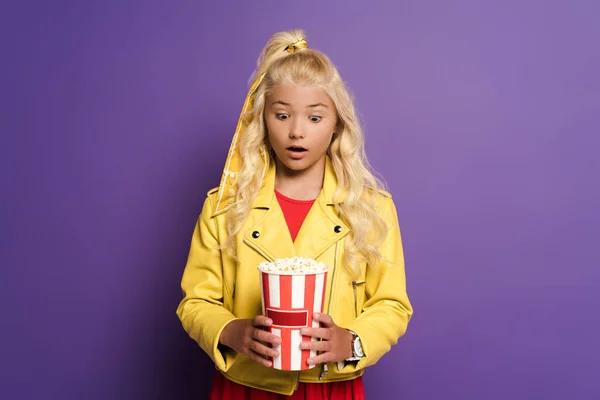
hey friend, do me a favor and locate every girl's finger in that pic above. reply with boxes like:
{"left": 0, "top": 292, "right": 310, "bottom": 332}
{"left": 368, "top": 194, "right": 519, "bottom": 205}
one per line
{"left": 307, "top": 352, "right": 331, "bottom": 366}
{"left": 250, "top": 339, "right": 279, "bottom": 359}
{"left": 300, "top": 340, "right": 330, "bottom": 352}
{"left": 313, "top": 312, "right": 334, "bottom": 326}
{"left": 252, "top": 328, "right": 281, "bottom": 346}
{"left": 253, "top": 315, "right": 273, "bottom": 327}
{"left": 300, "top": 327, "right": 331, "bottom": 340}
{"left": 248, "top": 349, "right": 273, "bottom": 367}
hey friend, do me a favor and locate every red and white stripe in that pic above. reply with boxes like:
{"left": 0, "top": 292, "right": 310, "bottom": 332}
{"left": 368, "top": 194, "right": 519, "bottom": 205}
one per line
{"left": 260, "top": 271, "right": 327, "bottom": 371}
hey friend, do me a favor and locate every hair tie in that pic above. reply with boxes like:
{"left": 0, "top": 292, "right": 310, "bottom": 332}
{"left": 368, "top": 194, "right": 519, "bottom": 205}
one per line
{"left": 284, "top": 38, "right": 308, "bottom": 53}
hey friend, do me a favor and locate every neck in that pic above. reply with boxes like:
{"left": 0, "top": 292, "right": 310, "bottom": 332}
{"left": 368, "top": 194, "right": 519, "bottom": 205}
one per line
{"left": 274, "top": 156, "right": 326, "bottom": 200}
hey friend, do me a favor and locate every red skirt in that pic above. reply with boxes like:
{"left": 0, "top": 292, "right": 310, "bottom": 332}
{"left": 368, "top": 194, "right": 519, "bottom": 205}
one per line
{"left": 209, "top": 371, "right": 365, "bottom": 400}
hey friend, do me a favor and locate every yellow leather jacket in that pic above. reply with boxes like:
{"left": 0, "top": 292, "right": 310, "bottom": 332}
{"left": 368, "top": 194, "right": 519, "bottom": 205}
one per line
{"left": 176, "top": 157, "right": 413, "bottom": 395}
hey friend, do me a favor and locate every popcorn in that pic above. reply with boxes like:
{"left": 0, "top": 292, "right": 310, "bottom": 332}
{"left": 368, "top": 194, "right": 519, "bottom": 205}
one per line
{"left": 257, "top": 256, "right": 329, "bottom": 274}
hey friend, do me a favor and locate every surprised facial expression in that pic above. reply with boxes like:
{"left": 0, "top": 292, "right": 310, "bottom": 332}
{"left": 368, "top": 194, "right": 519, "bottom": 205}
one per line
{"left": 265, "top": 84, "right": 337, "bottom": 174}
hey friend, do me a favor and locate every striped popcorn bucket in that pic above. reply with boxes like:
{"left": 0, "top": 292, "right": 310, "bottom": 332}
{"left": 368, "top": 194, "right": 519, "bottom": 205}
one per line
{"left": 258, "top": 267, "right": 328, "bottom": 371}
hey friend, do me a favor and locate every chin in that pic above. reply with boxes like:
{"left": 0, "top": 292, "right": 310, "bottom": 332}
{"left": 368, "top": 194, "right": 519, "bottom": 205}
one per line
{"left": 281, "top": 161, "right": 309, "bottom": 171}
{"left": 278, "top": 158, "right": 314, "bottom": 172}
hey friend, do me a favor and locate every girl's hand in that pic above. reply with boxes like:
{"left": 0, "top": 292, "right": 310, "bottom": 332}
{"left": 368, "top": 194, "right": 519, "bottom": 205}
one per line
{"left": 219, "top": 316, "right": 281, "bottom": 367}
{"left": 299, "top": 312, "right": 353, "bottom": 365}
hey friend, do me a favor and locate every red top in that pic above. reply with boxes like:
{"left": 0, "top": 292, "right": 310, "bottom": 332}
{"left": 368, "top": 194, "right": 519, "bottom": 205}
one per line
{"left": 275, "top": 190, "right": 315, "bottom": 242}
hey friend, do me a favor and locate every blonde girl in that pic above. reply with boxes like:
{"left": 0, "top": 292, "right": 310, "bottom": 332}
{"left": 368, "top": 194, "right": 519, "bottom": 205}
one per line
{"left": 177, "top": 29, "right": 413, "bottom": 399}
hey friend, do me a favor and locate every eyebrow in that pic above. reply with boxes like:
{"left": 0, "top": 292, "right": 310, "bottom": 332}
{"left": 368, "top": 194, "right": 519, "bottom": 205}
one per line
{"left": 270, "top": 100, "right": 328, "bottom": 108}
{"left": 271, "top": 100, "right": 291, "bottom": 107}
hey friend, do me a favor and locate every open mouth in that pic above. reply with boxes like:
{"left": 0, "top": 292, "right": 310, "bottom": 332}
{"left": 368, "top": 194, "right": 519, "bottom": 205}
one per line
{"left": 287, "top": 146, "right": 307, "bottom": 153}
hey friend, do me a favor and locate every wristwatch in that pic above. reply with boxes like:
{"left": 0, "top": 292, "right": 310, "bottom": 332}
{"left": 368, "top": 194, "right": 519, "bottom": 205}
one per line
{"left": 345, "top": 330, "right": 364, "bottom": 361}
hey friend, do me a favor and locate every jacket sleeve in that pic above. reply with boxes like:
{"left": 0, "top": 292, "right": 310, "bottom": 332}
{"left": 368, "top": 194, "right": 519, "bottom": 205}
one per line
{"left": 341, "top": 197, "right": 413, "bottom": 371}
{"left": 176, "top": 195, "right": 239, "bottom": 371}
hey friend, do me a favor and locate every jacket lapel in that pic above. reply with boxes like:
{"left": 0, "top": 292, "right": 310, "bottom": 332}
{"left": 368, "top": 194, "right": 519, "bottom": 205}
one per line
{"left": 242, "top": 161, "right": 295, "bottom": 261}
{"left": 243, "top": 198, "right": 297, "bottom": 261}
{"left": 243, "top": 156, "right": 349, "bottom": 262}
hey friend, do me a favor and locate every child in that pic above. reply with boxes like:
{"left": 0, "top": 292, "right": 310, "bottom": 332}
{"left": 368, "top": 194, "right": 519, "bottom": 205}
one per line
{"left": 176, "top": 29, "right": 413, "bottom": 399}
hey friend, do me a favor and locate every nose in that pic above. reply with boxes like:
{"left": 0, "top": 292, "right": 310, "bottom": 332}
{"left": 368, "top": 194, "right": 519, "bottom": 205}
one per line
{"left": 289, "top": 118, "right": 305, "bottom": 139}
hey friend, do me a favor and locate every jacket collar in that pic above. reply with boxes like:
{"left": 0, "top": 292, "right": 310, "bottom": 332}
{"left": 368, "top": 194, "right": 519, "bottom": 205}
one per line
{"left": 252, "top": 156, "right": 342, "bottom": 209}
{"left": 243, "top": 156, "right": 349, "bottom": 261}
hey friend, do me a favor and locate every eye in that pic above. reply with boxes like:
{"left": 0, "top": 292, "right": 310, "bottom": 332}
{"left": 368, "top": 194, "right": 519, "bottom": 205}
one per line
{"left": 276, "top": 113, "right": 289, "bottom": 120}
{"left": 309, "top": 116, "right": 322, "bottom": 122}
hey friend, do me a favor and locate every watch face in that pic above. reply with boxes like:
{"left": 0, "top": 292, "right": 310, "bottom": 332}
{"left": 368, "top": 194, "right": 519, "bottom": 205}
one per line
{"left": 353, "top": 336, "right": 364, "bottom": 357}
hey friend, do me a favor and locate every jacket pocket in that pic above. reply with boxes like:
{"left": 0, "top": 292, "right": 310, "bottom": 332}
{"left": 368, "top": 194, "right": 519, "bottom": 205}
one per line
{"left": 351, "top": 280, "right": 366, "bottom": 318}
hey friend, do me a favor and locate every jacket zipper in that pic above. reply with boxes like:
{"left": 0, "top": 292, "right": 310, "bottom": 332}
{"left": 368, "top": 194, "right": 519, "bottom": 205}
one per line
{"left": 320, "top": 241, "right": 340, "bottom": 381}
{"left": 326, "top": 241, "right": 339, "bottom": 315}
{"left": 352, "top": 281, "right": 357, "bottom": 319}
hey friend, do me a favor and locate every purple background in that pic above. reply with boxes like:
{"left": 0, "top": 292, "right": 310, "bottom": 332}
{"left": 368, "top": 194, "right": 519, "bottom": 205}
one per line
{"left": 2, "top": 0, "right": 599, "bottom": 399}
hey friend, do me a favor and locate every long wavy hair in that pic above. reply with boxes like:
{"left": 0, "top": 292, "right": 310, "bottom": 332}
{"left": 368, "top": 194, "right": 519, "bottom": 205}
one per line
{"left": 225, "top": 29, "right": 389, "bottom": 276}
